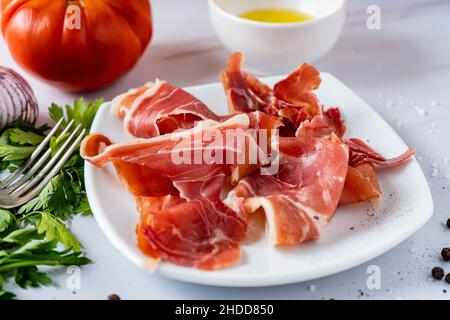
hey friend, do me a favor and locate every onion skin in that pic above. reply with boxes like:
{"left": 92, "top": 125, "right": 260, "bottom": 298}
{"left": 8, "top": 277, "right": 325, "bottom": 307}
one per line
{"left": 0, "top": 66, "right": 38, "bottom": 129}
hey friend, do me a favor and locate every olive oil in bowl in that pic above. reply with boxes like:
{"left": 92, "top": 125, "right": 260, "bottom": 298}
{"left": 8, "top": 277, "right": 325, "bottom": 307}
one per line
{"left": 239, "top": 8, "right": 313, "bottom": 24}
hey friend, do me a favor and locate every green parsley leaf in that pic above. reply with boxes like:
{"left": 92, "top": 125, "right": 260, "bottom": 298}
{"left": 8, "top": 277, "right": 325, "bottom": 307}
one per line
{"left": 19, "top": 173, "right": 79, "bottom": 221}
{"left": 0, "top": 290, "right": 15, "bottom": 300}
{"left": 46, "top": 174, "right": 77, "bottom": 221}
{"left": 0, "top": 129, "right": 11, "bottom": 144}
{"left": 15, "top": 266, "right": 52, "bottom": 288}
{"left": 0, "top": 144, "right": 35, "bottom": 161}
{"left": 1, "top": 227, "right": 43, "bottom": 245}
{"left": 36, "top": 212, "right": 82, "bottom": 252}
{"left": 17, "top": 197, "right": 44, "bottom": 216}
{"left": 49, "top": 97, "right": 103, "bottom": 132}
{"left": 0, "top": 239, "right": 90, "bottom": 272}
{"left": 0, "top": 210, "right": 15, "bottom": 233}
{"left": 62, "top": 153, "right": 84, "bottom": 169}
{"left": 6, "top": 118, "right": 49, "bottom": 135}
{"left": 48, "top": 103, "right": 65, "bottom": 126}
{"left": 74, "top": 197, "right": 92, "bottom": 216}
{"left": 50, "top": 132, "right": 70, "bottom": 157}
{"left": 9, "top": 128, "right": 44, "bottom": 146}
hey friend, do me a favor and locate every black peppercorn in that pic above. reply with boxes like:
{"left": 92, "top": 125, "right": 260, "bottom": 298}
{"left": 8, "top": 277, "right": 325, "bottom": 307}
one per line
{"left": 442, "top": 248, "right": 450, "bottom": 261}
{"left": 445, "top": 274, "right": 450, "bottom": 284}
{"left": 432, "top": 267, "right": 445, "bottom": 280}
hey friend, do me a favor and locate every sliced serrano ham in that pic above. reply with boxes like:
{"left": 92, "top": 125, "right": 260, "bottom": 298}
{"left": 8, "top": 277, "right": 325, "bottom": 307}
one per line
{"left": 273, "top": 63, "right": 322, "bottom": 117}
{"left": 111, "top": 80, "right": 220, "bottom": 138}
{"left": 339, "top": 164, "right": 381, "bottom": 205}
{"left": 221, "top": 52, "right": 345, "bottom": 138}
{"left": 83, "top": 52, "right": 417, "bottom": 271}
{"left": 347, "top": 138, "right": 415, "bottom": 168}
{"left": 221, "top": 52, "right": 276, "bottom": 114}
{"left": 220, "top": 52, "right": 322, "bottom": 119}
{"left": 136, "top": 194, "right": 246, "bottom": 270}
{"left": 275, "top": 65, "right": 346, "bottom": 138}
{"left": 135, "top": 195, "right": 185, "bottom": 264}
{"left": 272, "top": 62, "right": 325, "bottom": 137}
{"left": 296, "top": 107, "right": 346, "bottom": 138}
{"left": 338, "top": 139, "right": 415, "bottom": 205}
{"left": 110, "top": 82, "right": 153, "bottom": 119}
{"left": 81, "top": 114, "right": 261, "bottom": 269}
{"left": 81, "top": 114, "right": 259, "bottom": 194}
{"left": 226, "top": 137, "right": 349, "bottom": 246}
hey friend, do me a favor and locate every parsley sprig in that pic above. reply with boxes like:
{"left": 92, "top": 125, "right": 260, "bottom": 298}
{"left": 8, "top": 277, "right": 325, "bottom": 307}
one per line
{"left": 0, "top": 97, "right": 103, "bottom": 299}
{"left": 0, "top": 120, "right": 49, "bottom": 172}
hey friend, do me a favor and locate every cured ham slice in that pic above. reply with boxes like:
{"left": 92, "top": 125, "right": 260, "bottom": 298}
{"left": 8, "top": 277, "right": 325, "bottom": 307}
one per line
{"left": 221, "top": 52, "right": 276, "bottom": 114}
{"left": 274, "top": 65, "right": 346, "bottom": 138}
{"left": 273, "top": 63, "right": 322, "bottom": 117}
{"left": 226, "top": 137, "right": 349, "bottom": 245}
{"left": 339, "top": 164, "right": 381, "bottom": 205}
{"left": 81, "top": 114, "right": 261, "bottom": 194}
{"left": 110, "top": 82, "right": 152, "bottom": 119}
{"left": 135, "top": 196, "right": 185, "bottom": 263}
{"left": 110, "top": 80, "right": 220, "bottom": 138}
{"left": 229, "top": 111, "right": 283, "bottom": 184}
{"left": 339, "top": 139, "right": 415, "bottom": 205}
{"left": 323, "top": 108, "right": 346, "bottom": 138}
{"left": 347, "top": 138, "right": 415, "bottom": 168}
{"left": 136, "top": 194, "right": 246, "bottom": 270}
{"left": 220, "top": 52, "right": 344, "bottom": 138}
{"left": 296, "top": 107, "right": 346, "bottom": 138}
{"left": 82, "top": 114, "right": 261, "bottom": 269}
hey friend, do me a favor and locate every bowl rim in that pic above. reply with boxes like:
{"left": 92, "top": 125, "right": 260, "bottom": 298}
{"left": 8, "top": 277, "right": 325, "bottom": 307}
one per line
{"left": 208, "top": 0, "right": 347, "bottom": 29}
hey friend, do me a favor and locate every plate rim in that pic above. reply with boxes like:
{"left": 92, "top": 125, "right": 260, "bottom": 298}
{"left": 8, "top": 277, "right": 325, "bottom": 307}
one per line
{"left": 85, "top": 72, "right": 434, "bottom": 287}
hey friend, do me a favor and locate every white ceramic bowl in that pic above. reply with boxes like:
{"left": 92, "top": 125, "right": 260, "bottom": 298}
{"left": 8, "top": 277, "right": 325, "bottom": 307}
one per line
{"left": 209, "top": 0, "right": 346, "bottom": 75}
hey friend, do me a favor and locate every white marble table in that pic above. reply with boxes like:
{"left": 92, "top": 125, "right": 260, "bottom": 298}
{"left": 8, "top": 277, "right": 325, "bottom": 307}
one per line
{"left": 1, "top": 0, "right": 449, "bottom": 300}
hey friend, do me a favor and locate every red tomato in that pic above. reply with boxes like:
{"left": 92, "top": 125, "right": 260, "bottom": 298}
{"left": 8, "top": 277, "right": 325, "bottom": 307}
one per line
{"left": 1, "top": 0, "right": 152, "bottom": 91}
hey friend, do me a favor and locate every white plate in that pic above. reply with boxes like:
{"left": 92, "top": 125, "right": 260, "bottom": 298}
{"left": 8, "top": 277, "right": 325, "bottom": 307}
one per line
{"left": 85, "top": 73, "right": 433, "bottom": 287}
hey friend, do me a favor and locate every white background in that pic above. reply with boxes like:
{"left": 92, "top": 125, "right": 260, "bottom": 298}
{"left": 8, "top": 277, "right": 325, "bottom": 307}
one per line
{"left": 1, "top": 0, "right": 449, "bottom": 299}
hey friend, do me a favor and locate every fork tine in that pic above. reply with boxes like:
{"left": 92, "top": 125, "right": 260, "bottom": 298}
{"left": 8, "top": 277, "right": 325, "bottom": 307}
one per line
{"left": 15, "top": 128, "right": 87, "bottom": 206}
{"left": 0, "top": 119, "right": 76, "bottom": 193}
{"left": 0, "top": 118, "right": 69, "bottom": 188}
{"left": 12, "top": 124, "right": 83, "bottom": 197}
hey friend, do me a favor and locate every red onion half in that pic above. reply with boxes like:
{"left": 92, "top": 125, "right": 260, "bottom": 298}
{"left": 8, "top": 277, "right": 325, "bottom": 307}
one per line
{"left": 0, "top": 66, "right": 39, "bottom": 129}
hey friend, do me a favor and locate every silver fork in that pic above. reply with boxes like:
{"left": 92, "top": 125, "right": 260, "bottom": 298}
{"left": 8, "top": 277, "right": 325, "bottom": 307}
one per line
{"left": 0, "top": 119, "right": 86, "bottom": 209}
